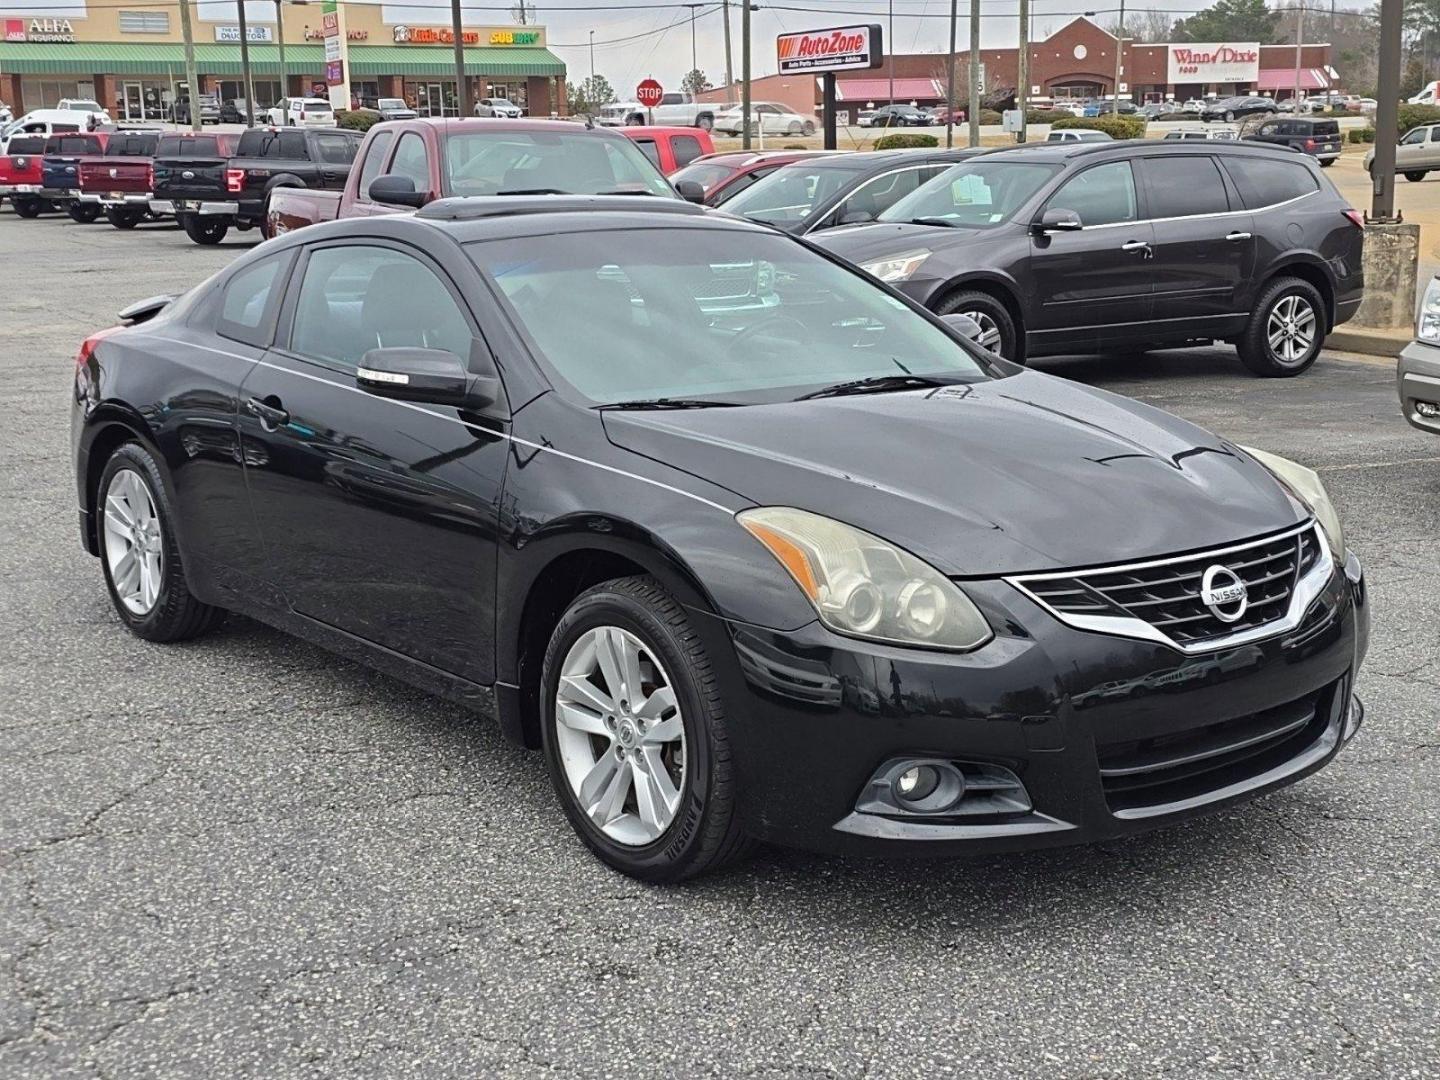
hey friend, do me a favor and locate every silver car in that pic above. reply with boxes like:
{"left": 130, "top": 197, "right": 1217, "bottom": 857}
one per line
{"left": 1363, "top": 124, "right": 1440, "bottom": 182}
{"left": 1399, "top": 276, "right": 1440, "bottom": 434}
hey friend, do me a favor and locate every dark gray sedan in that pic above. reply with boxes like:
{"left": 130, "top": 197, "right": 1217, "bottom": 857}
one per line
{"left": 1400, "top": 275, "right": 1440, "bottom": 434}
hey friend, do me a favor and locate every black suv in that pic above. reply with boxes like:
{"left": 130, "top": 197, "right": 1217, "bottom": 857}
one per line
{"left": 813, "top": 140, "right": 1364, "bottom": 376}
{"left": 1244, "top": 116, "right": 1343, "bottom": 166}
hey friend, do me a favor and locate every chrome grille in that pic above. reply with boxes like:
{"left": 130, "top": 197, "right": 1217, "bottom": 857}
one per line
{"left": 1009, "top": 523, "right": 1330, "bottom": 653}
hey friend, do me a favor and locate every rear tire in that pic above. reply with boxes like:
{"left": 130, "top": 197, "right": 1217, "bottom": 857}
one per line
{"left": 1405, "top": 171, "right": 1428, "bottom": 182}
{"left": 106, "top": 207, "right": 141, "bottom": 229}
{"left": 11, "top": 197, "right": 41, "bottom": 218}
{"left": 68, "top": 202, "right": 102, "bottom": 224}
{"left": 1319, "top": 158, "right": 1335, "bottom": 167}
{"left": 788, "top": 121, "right": 804, "bottom": 136}
{"left": 937, "top": 289, "right": 1020, "bottom": 362}
{"left": 96, "top": 442, "right": 225, "bottom": 643}
{"left": 540, "top": 575, "right": 751, "bottom": 882}
{"left": 1224, "top": 110, "right": 1237, "bottom": 122}
{"left": 1236, "top": 276, "right": 1325, "bottom": 377}
{"left": 697, "top": 114, "right": 714, "bottom": 132}
{"left": 182, "top": 215, "right": 229, "bottom": 245}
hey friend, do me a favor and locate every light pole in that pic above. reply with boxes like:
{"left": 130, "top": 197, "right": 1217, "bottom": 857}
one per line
{"left": 741, "top": 0, "right": 751, "bottom": 149}
{"left": 450, "top": 0, "right": 467, "bottom": 115}
{"left": 1291, "top": 4, "right": 1305, "bottom": 111}
{"left": 274, "top": 0, "right": 288, "bottom": 106}
{"left": 1017, "top": 0, "right": 1029, "bottom": 141}
{"left": 967, "top": 0, "right": 979, "bottom": 147}
{"left": 177, "top": 0, "right": 200, "bottom": 132}
{"left": 684, "top": 3, "right": 701, "bottom": 82}
{"left": 888, "top": 0, "right": 895, "bottom": 106}
{"left": 589, "top": 30, "right": 595, "bottom": 82}
{"left": 945, "top": 0, "right": 957, "bottom": 148}
{"left": 1112, "top": 0, "right": 1125, "bottom": 115}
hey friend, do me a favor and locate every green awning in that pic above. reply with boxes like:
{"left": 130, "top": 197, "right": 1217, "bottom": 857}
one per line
{"left": 0, "top": 42, "right": 565, "bottom": 78}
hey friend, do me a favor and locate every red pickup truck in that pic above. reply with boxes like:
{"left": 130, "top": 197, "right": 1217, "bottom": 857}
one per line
{"left": 616, "top": 125, "right": 714, "bottom": 175}
{"left": 0, "top": 135, "right": 48, "bottom": 215}
{"left": 266, "top": 117, "right": 689, "bottom": 237}
{"left": 78, "top": 131, "right": 238, "bottom": 229}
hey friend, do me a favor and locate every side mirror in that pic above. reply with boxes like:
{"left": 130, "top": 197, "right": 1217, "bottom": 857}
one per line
{"left": 674, "top": 178, "right": 706, "bottom": 203}
{"left": 941, "top": 313, "right": 986, "bottom": 344}
{"left": 839, "top": 210, "right": 875, "bottom": 225}
{"left": 1034, "top": 207, "right": 1083, "bottom": 233}
{"left": 368, "top": 174, "right": 427, "bottom": 208}
{"left": 356, "top": 348, "right": 499, "bottom": 410}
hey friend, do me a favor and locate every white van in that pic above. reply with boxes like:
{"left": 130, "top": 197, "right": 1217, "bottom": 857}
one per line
{"left": 0, "top": 111, "right": 87, "bottom": 153}
{"left": 1409, "top": 81, "right": 1440, "bottom": 105}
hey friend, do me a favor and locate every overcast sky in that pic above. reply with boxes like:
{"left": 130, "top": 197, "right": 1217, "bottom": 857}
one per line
{"left": 14, "top": 1, "right": 1301, "bottom": 90}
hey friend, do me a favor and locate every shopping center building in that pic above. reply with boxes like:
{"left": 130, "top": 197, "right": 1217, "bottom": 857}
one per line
{"left": 698, "top": 18, "right": 1335, "bottom": 117}
{"left": 0, "top": 4, "right": 567, "bottom": 119}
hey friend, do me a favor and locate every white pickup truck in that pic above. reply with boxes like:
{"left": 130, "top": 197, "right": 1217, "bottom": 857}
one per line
{"left": 595, "top": 92, "right": 726, "bottom": 131}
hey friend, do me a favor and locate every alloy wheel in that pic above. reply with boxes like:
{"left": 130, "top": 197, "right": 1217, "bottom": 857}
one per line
{"left": 553, "top": 626, "right": 686, "bottom": 846}
{"left": 960, "top": 309, "right": 1005, "bottom": 354}
{"left": 1266, "top": 294, "right": 1317, "bottom": 365}
{"left": 102, "top": 467, "right": 163, "bottom": 615}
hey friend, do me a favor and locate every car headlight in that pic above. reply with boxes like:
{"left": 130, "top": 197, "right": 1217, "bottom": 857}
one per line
{"left": 1417, "top": 276, "right": 1440, "bottom": 343}
{"left": 858, "top": 250, "right": 931, "bottom": 283}
{"left": 738, "top": 507, "right": 992, "bottom": 651}
{"left": 1240, "top": 446, "right": 1345, "bottom": 556}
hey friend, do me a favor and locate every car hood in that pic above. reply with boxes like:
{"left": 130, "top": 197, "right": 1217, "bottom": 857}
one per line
{"left": 602, "top": 371, "right": 1305, "bottom": 576}
{"left": 812, "top": 220, "right": 997, "bottom": 262}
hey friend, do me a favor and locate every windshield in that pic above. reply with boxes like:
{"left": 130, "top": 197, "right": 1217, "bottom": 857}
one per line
{"left": 879, "top": 161, "right": 1060, "bottom": 228}
{"left": 62, "top": 101, "right": 102, "bottom": 112}
{"left": 443, "top": 130, "right": 674, "bottom": 197}
{"left": 722, "top": 161, "right": 871, "bottom": 225}
{"left": 469, "top": 227, "right": 990, "bottom": 405}
{"left": 304, "top": 101, "right": 333, "bottom": 113}
{"left": 669, "top": 162, "right": 734, "bottom": 191}
{"left": 378, "top": 99, "right": 406, "bottom": 109}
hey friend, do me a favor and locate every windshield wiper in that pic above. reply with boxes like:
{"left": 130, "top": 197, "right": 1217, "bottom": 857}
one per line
{"left": 497, "top": 187, "right": 569, "bottom": 195}
{"left": 598, "top": 397, "right": 745, "bottom": 411}
{"left": 794, "top": 374, "right": 966, "bottom": 401}
{"left": 910, "top": 216, "right": 961, "bottom": 227}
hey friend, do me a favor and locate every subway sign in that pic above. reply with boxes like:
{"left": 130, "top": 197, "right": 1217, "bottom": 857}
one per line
{"left": 776, "top": 24, "right": 883, "bottom": 74}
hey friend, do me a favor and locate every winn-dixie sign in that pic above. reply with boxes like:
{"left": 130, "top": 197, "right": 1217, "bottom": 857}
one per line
{"left": 777, "top": 24, "right": 883, "bottom": 74}
{"left": 1166, "top": 43, "right": 1260, "bottom": 84}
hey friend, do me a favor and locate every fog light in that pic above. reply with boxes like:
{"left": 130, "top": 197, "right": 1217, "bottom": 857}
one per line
{"left": 1416, "top": 400, "right": 1440, "bottom": 419}
{"left": 896, "top": 764, "right": 940, "bottom": 802}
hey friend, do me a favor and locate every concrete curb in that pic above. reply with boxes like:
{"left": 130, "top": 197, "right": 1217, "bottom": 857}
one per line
{"left": 1325, "top": 326, "right": 1410, "bottom": 359}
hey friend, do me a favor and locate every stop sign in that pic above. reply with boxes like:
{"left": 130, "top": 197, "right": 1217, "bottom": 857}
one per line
{"left": 636, "top": 79, "right": 664, "bottom": 109}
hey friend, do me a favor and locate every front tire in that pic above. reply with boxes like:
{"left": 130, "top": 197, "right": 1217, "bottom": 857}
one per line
{"left": 106, "top": 206, "right": 141, "bottom": 229}
{"left": 1236, "top": 276, "right": 1325, "bottom": 377}
{"left": 11, "top": 197, "right": 42, "bottom": 218}
{"left": 697, "top": 114, "right": 714, "bottom": 132}
{"left": 182, "top": 215, "right": 229, "bottom": 245}
{"left": 96, "top": 443, "right": 224, "bottom": 642}
{"left": 68, "top": 202, "right": 102, "bottom": 224}
{"left": 1224, "top": 110, "right": 1237, "bottom": 122}
{"left": 540, "top": 576, "right": 749, "bottom": 882}
{"left": 1405, "top": 170, "right": 1428, "bottom": 182}
{"left": 937, "top": 289, "right": 1019, "bottom": 361}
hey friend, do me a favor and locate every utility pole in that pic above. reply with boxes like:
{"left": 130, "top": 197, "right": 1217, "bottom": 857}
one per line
{"left": 451, "top": 0, "right": 467, "bottom": 114}
{"left": 589, "top": 30, "right": 595, "bottom": 81}
{"left": 722, "top": 0, "right": 734, "bottom": 89}
{"left": 1373, "top": 0, "right": 1402, "bottom": 221}
{"left": 237, "top": 0, "right": 256, "bottom": 125}
{"left": 685, "top": 3, "right": 701, "bottom": 81}
{"left": 274, "top": 0, "right": 287, "bottom": 106}
{"left": 1291, "top": 3, "right": 1304, "bottom": 111}
{"left": 1017, "top": 0, "right": 1029, "bottom": 141}
{"left": 889, "top": 0, "right": 895, "bottom": 106}
{"left": 1112, "top": 0, "right": 1124, "bottom": 115}
{"left": 741, "top": 0, "right": 751, "bottom": 149}
{"left": 177, "top": 0, "right": 201, "bottom": 132}
{"left": 967, "top": 0, "right": 980, "bottom": 147}
{"left": 945, "top": 0, "right": 958, "bottom": 148}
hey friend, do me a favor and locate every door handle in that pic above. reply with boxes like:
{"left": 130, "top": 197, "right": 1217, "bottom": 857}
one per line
{"left": 1120, "top": 239, "right": 1153, "bottom": 259}
{"left": 1225, "top": 231, "right": 1252, "bottom": 241}
{"left": 245, "top": 396, "right": 290, "bottom": 431}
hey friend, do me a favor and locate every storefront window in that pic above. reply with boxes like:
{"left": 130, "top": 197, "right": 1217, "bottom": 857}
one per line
{"left": 19, "top": 78, "right": 94, "bottom": 110}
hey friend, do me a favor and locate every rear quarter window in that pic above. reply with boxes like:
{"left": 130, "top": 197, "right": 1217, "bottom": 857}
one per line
{"left": 1221, "top": 155, "right": 1319, "bottom": 209}
{"left": 7, "top": 137, "right": 45, "bottom": 154}
{"left": 1310, "top": 120, "right": 1340, "bottom": 136}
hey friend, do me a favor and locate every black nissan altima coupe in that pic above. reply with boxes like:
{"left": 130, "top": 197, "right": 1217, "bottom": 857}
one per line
{"left": 72, "top": 198, "right": 1369, "bottom": 881}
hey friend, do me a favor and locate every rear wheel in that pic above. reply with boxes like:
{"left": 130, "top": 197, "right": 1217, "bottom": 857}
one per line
{"left": 1224, "top": 110, "right": 1237, "bottom": 122}
{"left": 937, "top": 289, "right": 1018, "bottom": 361}
{"left": 106, "top": 206, "right": 142, "bottom": 229}
{"left": 1236, "top": 276, "right": 1325, "bottom": 377}
{"left": 1405, "top": 171, "right": 1428, "bottom": 182}
{"left": 68, "top": 201, "right": 102, "bottom": 224}
{"left": 1319, "top": 158, "right": 1335, "bottom": 167}
{"left": 11, "top": 197, "right": 41, "bottom": 218}
{"left": 182, "top": 215, "right": 229, "bottom": 245}
{"left": 96, "top": 443, "right": 224, "bottom": 642}
{"left": 541, "top": 576, "right": 750, "bottom": 882}
{"left": 697, "top": 114, "right": 714, "bottom": 132}
{"left": 787, "top": 120, "right": 804, "bottom": 136}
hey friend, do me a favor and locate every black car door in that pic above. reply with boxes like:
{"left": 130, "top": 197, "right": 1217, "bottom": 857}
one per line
{"left": 1137, "top": 153, "right": 1254, "bottom": 335}
{"left": 236, "top": 237, "right": 509, "bottom": 684}
{"left": 1026, "top": 159, "right": 1155, "bottom": 352}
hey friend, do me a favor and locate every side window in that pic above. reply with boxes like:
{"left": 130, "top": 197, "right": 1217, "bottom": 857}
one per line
{"left": 289, "top": 246, "right": 473, "bottom": 372}
{"left": 313, "top": 133, "right": 355, "bottom": 164}
{"left": 672, "top": 135, "right": 704, "bottom": 167}
{"left": 1047, "top": 161, "right": 1138, "bottom": 227}
{"left": 1400, "top": 127, "right": 1427, "bottom": 146}
{"left": 633, "top": 138, "right": 660, "bottom": 168}
{"left": 356, "top": 129, "right": 395, "bottom": 198}
{"left": 1257, "top": 121, "right": 1278, "bottom": 136}
{"left": 1143, "top": 156, "right": 1229, "bottom": 218}
{"left": 837, "top": 167, "right": 928, "bottom": 222}
{"left": 217, "top": 253, "right": 289, "bottom": 347}
{"left": 1431, "top": 127, "right": 1440, "bottom": 143}
{"left": 278, "top": 131, "right": 309, "bottom": 159}
{"left": 1221, "top": 156, "right": 1319, "bottom": 209}
{"left": 711, "top": 168, "right": 767, "bottom": 204}
{"left": 386, "top": 132, "right": 430, "bottom": 189}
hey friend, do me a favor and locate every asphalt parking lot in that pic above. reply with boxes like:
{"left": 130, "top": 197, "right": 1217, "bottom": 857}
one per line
{"left": 1, "top": 210, "right": 1437, "bottom": 1080}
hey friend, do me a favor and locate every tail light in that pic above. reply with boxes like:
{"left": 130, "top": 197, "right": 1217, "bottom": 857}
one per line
{"left": 146, "top": 163, "right": 154, "bottom": 189}
{"left": 1305, "top": 137, "right": 1316, "bottom": 150}
{"left": 226, "top": 167, "right": 245, "bottom": 193}
{"left": 1342, "top": 209, "right": 1364, "bottom": 228}
{"left": 76, "top": 326, "right": 122, "bottom": 369}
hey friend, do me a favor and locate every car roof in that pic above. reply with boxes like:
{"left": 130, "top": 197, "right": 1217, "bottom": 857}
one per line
{"left": 978, "top": 138, "right": 1310, "bottom": 162}
{"left": 802, "top": 148, "right": 981, "bottom": 170}
{"left": 616, "top": 125, "right": 712, "bottom": 137}
{"left": 691, "top": 149, "right": 838, "bottom": 168}
{"left": 370, "top": 117, "right": 625, "bottom": 137}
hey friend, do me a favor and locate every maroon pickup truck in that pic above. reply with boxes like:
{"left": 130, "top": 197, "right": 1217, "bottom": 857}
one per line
{"left": 266, "top": 117, "right": 688, "bottom": 237}
{"left": 76, "top": 130, "right": 161, "bottom": 228}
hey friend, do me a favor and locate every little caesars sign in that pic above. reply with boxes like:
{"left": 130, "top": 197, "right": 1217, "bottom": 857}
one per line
{"left": 1167, "top": 43, "right": 1261, "bottom": 84}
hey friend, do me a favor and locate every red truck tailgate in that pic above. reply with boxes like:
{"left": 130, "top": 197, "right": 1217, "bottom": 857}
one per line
{"left": 80, "top": 159, "right": 152, "bottom": 194}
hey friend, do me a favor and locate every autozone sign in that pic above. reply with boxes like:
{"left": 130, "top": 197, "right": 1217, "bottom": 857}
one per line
{"left": 776, "top": 24, "right": 883, "bottom": 74}
{"left": 1166, "top": 43, "right": 1260, "bottom": 84}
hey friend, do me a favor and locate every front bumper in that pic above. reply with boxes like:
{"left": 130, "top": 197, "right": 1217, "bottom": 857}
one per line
{"left": 698, "top": 551, "right": 1368, "bottom": 856}
{"left": 1398, "top": 339, "right": 1440, "bottom": 434}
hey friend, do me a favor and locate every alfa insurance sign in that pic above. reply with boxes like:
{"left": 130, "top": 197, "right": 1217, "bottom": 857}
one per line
{"left": 776, "top": 24, "right": 883, "bottom": 74}
{"left": 1166, "top": 43, "right": 1261, "bottom": 84}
